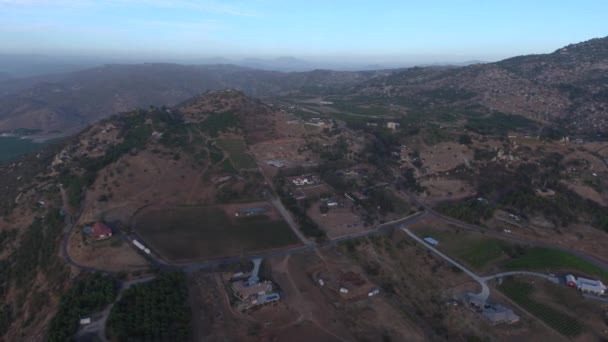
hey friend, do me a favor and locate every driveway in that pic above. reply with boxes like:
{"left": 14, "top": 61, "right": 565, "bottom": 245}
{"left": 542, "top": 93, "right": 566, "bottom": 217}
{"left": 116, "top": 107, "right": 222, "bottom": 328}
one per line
{"left": 402, "top": 228, "right": 490, "bottom": 302}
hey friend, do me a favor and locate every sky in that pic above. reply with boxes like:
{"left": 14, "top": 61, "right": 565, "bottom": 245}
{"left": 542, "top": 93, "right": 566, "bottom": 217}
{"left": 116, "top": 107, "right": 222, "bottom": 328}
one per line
{"left": 0, "top": 0, "right": 607, "bottom": 65}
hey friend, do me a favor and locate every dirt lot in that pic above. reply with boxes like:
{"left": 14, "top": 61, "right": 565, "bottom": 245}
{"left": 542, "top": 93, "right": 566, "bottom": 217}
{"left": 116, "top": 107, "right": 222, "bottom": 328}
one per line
{"left": 307, "top": 200, "right": 368, "bottom": 239}
{"left": 562, "top": 180, "right": 608, "bottom": 207}
{"left": 80, "top": 148, "right": 216, "bottom": 226}
{"left": 133, "top": 205, "right": 300, "bottom": 262}
{"left": 250, "top": 138, "right": 319, "bottom": 168}
{"left": 419, "top": 142, "right": 474, "bottom": 174}
{"left": 420, "top": 177, "right": 475, "bottom": 203}
{"left": 270, "top": 251, "right": 426, "bottom": 341}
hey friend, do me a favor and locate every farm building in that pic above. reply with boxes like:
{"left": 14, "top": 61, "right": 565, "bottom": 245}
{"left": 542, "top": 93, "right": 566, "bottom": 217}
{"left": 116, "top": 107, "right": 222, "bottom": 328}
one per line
{"left": 386, "top": 122, "right": 400, "bottom": 130}
{"left": 423, "top": 237, "right": 439, "bottom": 246}
{"left": 236, "top": 206, "right": 270, "bottom": 217}
{"left": 482, "top": 305, "right": 520, "bottom": 325}
{"left": 565, "top": 274, "right": 606, "bottom": 295}
{"left": 577, "top": 277, "right": 606, "bottom": 295}
{"left": 90, "top": 222, "right": 113, "bottom": 240}
{"left": 579, "top": 283, "right": 605, "bottom": 295}
{"left": 566, "top": 274, "right": 577, "bottom": 287}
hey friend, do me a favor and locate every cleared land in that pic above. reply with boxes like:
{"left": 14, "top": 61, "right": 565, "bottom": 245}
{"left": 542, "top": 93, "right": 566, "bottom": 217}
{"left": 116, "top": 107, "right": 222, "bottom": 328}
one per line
{"left": 216, "top": 138, "right": 257, "bottom": 169}
{"left": 134, "top": 206, "right": 300, "bottom": 261}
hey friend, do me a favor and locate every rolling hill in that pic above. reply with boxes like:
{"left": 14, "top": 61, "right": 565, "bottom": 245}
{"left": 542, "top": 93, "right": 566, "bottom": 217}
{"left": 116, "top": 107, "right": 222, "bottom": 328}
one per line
{"left": 355, "top": 36, "right": 608, "bottom": 138}
{"left": 0, "top": 64, "right": 385, "bottom": 134}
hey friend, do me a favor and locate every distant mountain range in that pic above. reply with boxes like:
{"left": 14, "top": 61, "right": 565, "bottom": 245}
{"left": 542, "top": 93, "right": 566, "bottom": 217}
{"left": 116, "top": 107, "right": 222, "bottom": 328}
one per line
{"left": 0, "top": 64, "right": 388, "bottom": 133}
{"left": 0, "top": 36, "right": 606, "bottom": 136}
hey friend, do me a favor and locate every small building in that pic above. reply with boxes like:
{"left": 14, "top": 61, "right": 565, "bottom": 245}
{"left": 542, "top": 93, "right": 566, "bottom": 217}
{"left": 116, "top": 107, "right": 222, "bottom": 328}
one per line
{"left": 423, "top": 237, "right": 439, "bottom": 246}
{"left": 577, "top": 277, "right": 606, "bottom": 295}
{"left": 91, "top": 222, "right": 112, "bottom": 240}
{"left": 566, "top": 274, "right": 577, "bottom": 287}
{"left": 236, "top": 206, "right": 269, "bottom": 217}
{"left": 318, "top": 279, "right": 325, "bottom": 287}
{"left": 80, "top": 318, "right": 91, "bottom": 325}
{"left": 339, "top": 287, "right": 349, "bottom": 294}
{"left": 292, "top": 177, "right": 313, "bottom": 186}
{"left": 482, "top": 305, "right": 520, "bottom": 325}
{"left": 386, "top": 122, "right": 400, "bottom": 130}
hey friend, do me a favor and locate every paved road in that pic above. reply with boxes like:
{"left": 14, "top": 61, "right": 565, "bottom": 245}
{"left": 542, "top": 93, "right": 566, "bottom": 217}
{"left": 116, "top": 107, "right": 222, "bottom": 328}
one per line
{"left": 482, "top": 271, "right": 560, "bottom": 283}
{"left": 402, "top": 227, "right": 491, "bottom": 302}
{"left": 402, "top": 190, "right": 608, "bottom": 272}
{"left": 403, "top": 228, "right": 566, "bottom": 303}
{"left": 61, "top": 184, "right": 608, "bottom": 283}
{"left": 270, "top": 196, "right": 314, "bottom": 246}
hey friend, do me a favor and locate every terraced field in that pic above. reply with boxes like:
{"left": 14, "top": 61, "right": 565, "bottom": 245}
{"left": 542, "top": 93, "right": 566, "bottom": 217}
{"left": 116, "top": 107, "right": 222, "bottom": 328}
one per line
{"left": 498, "top": 279, "right": 584, "bottom": 337}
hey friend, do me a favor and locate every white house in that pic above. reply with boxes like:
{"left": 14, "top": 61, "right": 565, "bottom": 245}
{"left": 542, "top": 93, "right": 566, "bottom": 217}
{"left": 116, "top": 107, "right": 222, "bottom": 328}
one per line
{"left": 386, "top": 122, "right": 400, "bottom": 130}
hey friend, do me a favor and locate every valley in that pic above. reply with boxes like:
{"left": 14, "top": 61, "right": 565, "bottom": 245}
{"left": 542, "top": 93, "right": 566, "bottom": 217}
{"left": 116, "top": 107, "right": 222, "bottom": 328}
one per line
{"left": 0, "top": 37, "right": 608, "bottom": 341}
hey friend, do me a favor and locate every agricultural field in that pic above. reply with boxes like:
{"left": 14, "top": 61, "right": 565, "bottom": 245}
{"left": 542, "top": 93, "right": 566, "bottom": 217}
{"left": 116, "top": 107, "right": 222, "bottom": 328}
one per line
{"left": 216, "top": 137, "right": 258, "bottom": 170}
{"left": 504, "top": 248, "right": 608, "bottom": 281}
{"left": 134, "top": 205, "right": 300, "bottom": 261}
{"left": 498, "top": 278, "right": 584, "bottom": 337}
{"left": 414, "top": 226, "right": 509, "bottom": 272}
{"left": 414, "top": 224, "right": 608, "bottom": 279}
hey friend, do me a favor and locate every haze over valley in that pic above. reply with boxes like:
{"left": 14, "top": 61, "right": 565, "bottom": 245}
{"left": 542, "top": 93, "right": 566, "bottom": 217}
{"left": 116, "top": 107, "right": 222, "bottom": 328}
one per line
{"left": 1, "top": 1, "right": 607, "bottom": 341}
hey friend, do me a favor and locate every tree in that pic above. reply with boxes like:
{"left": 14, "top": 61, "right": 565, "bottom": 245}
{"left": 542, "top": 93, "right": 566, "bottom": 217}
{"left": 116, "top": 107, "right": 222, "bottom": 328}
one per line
{"left": 459, "top": 134, "right": 472, "bottom": 145}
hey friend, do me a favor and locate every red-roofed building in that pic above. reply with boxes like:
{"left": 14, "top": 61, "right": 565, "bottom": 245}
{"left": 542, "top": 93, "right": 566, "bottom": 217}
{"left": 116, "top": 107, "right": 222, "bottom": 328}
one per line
{"left": 92, "top": 222, "right": 113, "bottom": 240}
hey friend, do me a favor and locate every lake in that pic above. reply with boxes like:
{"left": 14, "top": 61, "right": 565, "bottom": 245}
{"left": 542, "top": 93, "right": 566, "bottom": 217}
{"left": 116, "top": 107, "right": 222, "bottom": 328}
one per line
{"left": 0, "top": 136, "right": 52, "bottom": 163}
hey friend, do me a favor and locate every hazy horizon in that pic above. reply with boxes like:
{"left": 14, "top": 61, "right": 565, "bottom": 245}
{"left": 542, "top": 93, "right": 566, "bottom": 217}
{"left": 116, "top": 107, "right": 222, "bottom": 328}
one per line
{"left": 1, "top": 0, "right": 606, "bottom": 66}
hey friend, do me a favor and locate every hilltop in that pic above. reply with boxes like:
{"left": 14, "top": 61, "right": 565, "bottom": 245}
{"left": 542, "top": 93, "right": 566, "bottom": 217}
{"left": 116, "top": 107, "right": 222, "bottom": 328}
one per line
{"left": 0, "top": 90, "right": 303, "bottom": 339}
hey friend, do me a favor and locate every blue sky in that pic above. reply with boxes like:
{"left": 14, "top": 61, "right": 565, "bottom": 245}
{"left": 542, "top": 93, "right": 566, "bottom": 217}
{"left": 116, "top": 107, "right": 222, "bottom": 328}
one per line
{"left": 0, "top": 0, "right": 606, "bottom": 63}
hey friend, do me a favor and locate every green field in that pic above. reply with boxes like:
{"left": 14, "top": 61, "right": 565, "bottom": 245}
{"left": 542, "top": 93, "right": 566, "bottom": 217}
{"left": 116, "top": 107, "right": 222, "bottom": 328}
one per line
{"left": 504, "top": 247, "right": 608, "bottom": 281}
{"left": 134, "top": 206, "right": 300, "bottom": 261}
{"left": 0, "top": 137, "right": 47, "bottom": 163}
{"left": 414, "top": 227, "right": 608, "bottom": 279}
{"left": 216, "top": 138, "right": 257, "bottom": 169}
{"left": 498, "top": 279, "right": 584, "bottom": 337}
{"left": 414, "top": 227, "right": 507, "bottom": 271}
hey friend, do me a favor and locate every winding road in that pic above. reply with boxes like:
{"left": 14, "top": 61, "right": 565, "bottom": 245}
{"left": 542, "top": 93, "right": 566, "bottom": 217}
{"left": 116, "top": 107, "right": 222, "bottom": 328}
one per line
{"left": 403, "top": 227, "right": 561, "bottom": 303}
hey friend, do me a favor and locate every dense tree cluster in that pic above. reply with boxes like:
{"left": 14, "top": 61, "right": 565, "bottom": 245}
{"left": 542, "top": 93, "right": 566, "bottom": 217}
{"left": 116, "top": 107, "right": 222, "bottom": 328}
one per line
{"left": 106, "top": 272, "right": 191, "bottom": 342}
{"left": 47, "top": 273, "right": 117, "bottom": 342}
